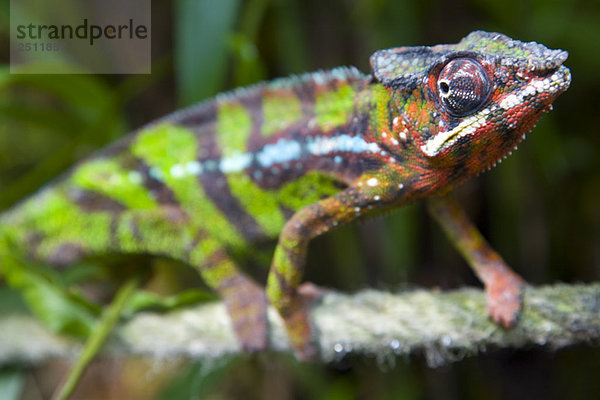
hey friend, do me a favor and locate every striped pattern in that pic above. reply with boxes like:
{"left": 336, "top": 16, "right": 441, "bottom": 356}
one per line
{"left": 3, "top": 67, "right": 386, "bottom": 268}
{"left": 0, "top": 32, "right": 572, "bottom": 357}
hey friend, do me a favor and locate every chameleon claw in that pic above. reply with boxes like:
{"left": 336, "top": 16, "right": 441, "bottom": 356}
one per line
{"left": 484, "top": 271, "right": 525, "bottom": 328}
{"left": 298, "top": 281, "right": 328, "bottom": 302}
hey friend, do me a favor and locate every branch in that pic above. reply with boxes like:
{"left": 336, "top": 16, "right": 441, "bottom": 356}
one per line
{"left": 1, "top": 283, "right": 599, "bottom": 367}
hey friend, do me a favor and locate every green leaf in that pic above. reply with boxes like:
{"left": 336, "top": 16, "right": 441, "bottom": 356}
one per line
{"left": 123, "top": 288, "right": 216, "bottom": 316}
{"left": 0, "top": 69, "right": 120, "bottom": 122}
{"left": 229, "top": 32, "right": 267, "bottom": 87}
{"left": 0, "top": 369, "right": 25, "bottom": 400}
{"left": 0, "top": 286, "right": 29, "bottom": 315}
{"left": 174, "top": 0, "right": 241, "bottom": 105}
{"left": 157, "top": 357, "right": 242, "bottom": 400}
{"left": 0, "top": 68, "right": 127, "bottom": 209}
{"left": 52, "top": 278, "right": 140, "bottom": 400}
{"left": 1, "top": 252, "right": 97, "bottom": 338}
{"left": 271, "top": 0, "right": 310, "bottom": 73}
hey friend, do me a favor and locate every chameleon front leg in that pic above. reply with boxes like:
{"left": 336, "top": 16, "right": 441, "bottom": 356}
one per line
{"left": 426, "top": 193, "right": 525, "bottom": 327}
{"left": 267, "top": 176, "right": 396, "bottom": 360}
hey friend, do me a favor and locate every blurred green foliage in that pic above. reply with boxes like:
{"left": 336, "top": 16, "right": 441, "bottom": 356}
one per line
{"left": 1, "top": 0, "right": 600, "bottom": 398}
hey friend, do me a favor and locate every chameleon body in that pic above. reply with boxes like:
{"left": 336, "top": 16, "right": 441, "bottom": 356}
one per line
{"left": 0, "top": 31, "right": 570, "bottom": 359}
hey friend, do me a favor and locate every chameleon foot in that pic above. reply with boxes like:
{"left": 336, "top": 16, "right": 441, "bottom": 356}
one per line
{"left": 220, "top": 274, "right": 269, "bottom": 352}
{"left": 298, "top": 281, "right": 328, "bottom": 301}
{"left": 276, "top": 285, "right": 324, "bottom": 361}
{"left": 484, "top": 267, "right": 525, "bottom": 327}
{"left": 283, "top": 303, "right": 318, "bottom": 361}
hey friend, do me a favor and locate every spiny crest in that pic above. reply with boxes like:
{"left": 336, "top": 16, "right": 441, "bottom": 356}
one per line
{"left": 459, "top": 31, "right": 568, "bottom": 71}
{"left": 267, "top": 66, "right": 367, "bottom": 89}
{"left": 370, "top": 46, "right": 443, "bottom": 90}
{"left": 370, "top": 30, "right": 568, "bottom": 90}
{"left": 215, "top": 66, "right": 368, "bottom": 102}
{"left": 162, "top": 67, "right": 368, "bottom": 128}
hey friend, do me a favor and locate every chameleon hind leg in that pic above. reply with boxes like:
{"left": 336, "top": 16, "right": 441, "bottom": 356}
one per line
{"left": 427, "top": 193, "right": 525, "bottom": 327}
{"left": 191, "top": 247, "right": 268, "bottom": 351}
{"left": 121, "top": 208, "right": 269, "bottom": 352}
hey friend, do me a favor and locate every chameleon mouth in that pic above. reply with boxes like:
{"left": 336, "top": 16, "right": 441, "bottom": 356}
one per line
{"left": 420, "top": 108, "right": 490, "bottom": 157}
{"left": 498, "top": 66, "right": 571, "bottom": 111}
{"left": 420, "top": 65, "right": 571, "bottom": 158}
{"left": 482, "top": 66, "right": 571, "bottom": 172}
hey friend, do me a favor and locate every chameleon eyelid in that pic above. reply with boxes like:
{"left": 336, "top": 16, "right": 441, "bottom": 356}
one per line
{"left": 435, "top": 57, "right": 493, "bottom": 117}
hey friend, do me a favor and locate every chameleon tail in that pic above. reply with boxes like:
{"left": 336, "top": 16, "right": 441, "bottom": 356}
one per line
{"left": 0, "top": 203, "right": 100, "bottom": 337}
{"left": 0, "top": 181, "right": 270, "bottom": 350}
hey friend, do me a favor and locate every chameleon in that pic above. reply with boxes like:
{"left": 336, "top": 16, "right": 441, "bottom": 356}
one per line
{"left": 0, "top": 31, "right": 570, "bottom": 360}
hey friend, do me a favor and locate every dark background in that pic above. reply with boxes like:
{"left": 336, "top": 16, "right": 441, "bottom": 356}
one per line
{"left": 1, "top": 0, "right": 599, "bottom": 398}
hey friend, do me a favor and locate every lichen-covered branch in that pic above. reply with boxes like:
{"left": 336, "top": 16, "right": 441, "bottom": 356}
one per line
{"left": 1, "top": 283, "right": 599, "bottom": 367}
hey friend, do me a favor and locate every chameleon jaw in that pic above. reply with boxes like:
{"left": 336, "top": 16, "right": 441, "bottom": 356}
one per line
{"left": 420, "top": 108, "right": 491, "bottom": 157}
{"left": 420, "top": 65, "right": 571, "bottom": 158}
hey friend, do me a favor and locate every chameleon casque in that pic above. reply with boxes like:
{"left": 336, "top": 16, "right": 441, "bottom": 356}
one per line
{"left": 0, "top": 31, "right": 571, "bottom": 360}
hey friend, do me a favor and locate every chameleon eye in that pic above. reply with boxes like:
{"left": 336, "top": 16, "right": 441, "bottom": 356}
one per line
{"left": 437, "top": 58, "right": 491, "bottom": 117}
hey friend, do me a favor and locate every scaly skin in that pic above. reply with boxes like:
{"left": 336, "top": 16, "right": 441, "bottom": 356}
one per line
{"left": 0, "top": 31, "right": 571, "bottom": 359}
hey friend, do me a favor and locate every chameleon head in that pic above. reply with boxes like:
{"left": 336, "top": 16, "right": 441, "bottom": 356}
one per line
{"left": 371, "top": 31, "right": 571, "bottom": 172}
